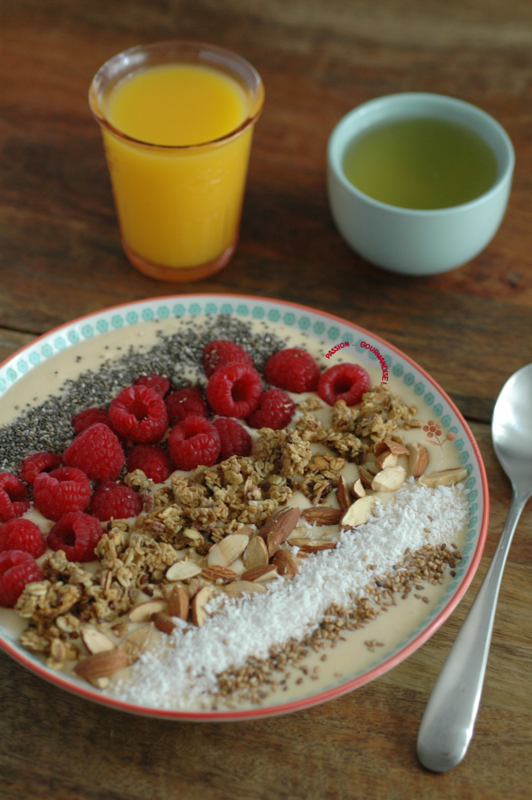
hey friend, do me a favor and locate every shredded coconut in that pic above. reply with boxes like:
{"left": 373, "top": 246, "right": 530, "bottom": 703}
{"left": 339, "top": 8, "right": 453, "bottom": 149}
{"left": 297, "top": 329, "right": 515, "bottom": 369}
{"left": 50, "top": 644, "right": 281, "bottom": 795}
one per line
{"left": 110, "top": 479, "right": 468, "bottom": 709}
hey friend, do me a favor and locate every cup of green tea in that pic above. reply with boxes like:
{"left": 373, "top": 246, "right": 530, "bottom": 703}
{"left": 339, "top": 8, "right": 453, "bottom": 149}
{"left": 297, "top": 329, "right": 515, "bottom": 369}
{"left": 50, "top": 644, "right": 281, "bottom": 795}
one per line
{"left": 327, "top": 93, "right": 514, "bottom": 275}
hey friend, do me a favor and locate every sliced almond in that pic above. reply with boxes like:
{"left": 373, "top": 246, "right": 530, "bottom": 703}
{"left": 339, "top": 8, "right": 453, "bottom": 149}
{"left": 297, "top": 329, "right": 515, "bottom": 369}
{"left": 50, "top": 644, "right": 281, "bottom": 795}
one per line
{"left": 371, "top": 466, "right": 407, "bottom": 492}
{"left": 80, "top": 626, "right": 115, "bottom": 655}
{"left": 120, "top": 623, "right": 153, "bottom": 664}
{"left": 419, "top": 467, "right": 468, "bottom": 488}
{"left": 336, "top": 475, "right": 351, "bottom": 514}
{"left": 301, "top": 506, "right": 343, "bottom": 526}
{"left": 187, "top": 577, "right": 202, "bottom": 599}
{"left": 201, "top": 565, "right": 238, "bottom": 583}
{"left": 151, "top": 612, "right": 177, "bottom": 635}
{"left": 168, "top": 585, "right": 190, "bottom": 620}
{"left": 241, "top": 565, "right": 278, "bottom": 583}
{"left": 258, "top": 505, "right": 298, "bottom": 541}
{"left": 272, "top": 549, "right": 299, "bottom": 578}
{"left": 352, "top": 479, "right": 366, "bottom": 499}
{"left": 90, "top": 677, "right": 110, "bottom": 690}
{"left": 234, "top": 524, "right": 254, "bottom": 537}
{"left": 289, "top": 538, "right": 337, "bottom": 553}
{"left": 357, "top": 465, "right": 374, "bottom": 488}
{"left": 365, "top": 461, "right": 380, "bottom": 475}
{"left": 74, "top": 648, "right": 129, "bottom": 681}
{"left": 262, "top": 506, "right": 301, "bottom": 555}
{"left": 375, "top": 451, "right": 398, "bottom": 470}
{"left": 243, "top": 535, "right": 269, "bottom": 569}
{"left": 191, "top": 586, "right": 217, "bottom": 627}
{"left": 129, "top": 599, "right": 167, "bottom": 623}
{"left": 374, "top": 441, "right": 390, "bottom": 458}
{"left": 207, "top": 534, "right": 249, "bottom": 567}
{"left": 223, "top": 580, "right": 267, "bottom": 598}
{"left": 182, "top": 528, "right": 203, "bottom": 546}
{"left": 407, "top": 442, "right": 429, "bottom": 478}
{"left": 166, "top": 560, "right": 202, "bottom": 582}
{"left": 376, "top": 439, "right": 411, "bottom": 457}
{"left": 341, "top": 495, "right": 376, "bottom": 528}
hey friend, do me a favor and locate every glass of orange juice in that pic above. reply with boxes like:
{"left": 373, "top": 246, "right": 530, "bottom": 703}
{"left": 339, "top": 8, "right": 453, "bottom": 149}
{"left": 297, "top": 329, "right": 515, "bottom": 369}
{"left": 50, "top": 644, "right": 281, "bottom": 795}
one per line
{"left": 89, "top": 42, "right": 264, "bottom": 282}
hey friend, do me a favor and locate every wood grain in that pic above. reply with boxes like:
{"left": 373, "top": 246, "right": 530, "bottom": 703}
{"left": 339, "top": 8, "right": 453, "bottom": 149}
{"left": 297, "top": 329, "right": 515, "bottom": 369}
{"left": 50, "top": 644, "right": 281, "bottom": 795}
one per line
{"left": 0, "top": 0, "right": 531, "bottom": 797}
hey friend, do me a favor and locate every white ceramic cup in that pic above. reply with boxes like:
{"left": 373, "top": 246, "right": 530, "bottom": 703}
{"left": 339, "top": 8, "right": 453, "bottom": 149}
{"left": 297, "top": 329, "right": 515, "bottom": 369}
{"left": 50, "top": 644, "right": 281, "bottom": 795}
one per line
{"left": 327, "top": 93, "right": 515, "bottom": 276}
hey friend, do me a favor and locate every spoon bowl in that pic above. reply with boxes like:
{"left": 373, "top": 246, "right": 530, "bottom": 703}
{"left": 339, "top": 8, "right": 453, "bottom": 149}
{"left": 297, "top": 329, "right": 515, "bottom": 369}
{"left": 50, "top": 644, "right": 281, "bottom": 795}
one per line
{"left": 417, "top": 363, "right": 532, "bottom": 772}
{"left": 492, "top": 364, "right": 532, "bottom": 494}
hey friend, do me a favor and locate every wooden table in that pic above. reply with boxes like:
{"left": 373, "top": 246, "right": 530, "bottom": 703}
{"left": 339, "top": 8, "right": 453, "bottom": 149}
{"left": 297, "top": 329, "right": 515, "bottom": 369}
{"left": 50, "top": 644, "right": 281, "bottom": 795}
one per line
{"left": 1, "top": 1, "right": 531, "bottom": 798}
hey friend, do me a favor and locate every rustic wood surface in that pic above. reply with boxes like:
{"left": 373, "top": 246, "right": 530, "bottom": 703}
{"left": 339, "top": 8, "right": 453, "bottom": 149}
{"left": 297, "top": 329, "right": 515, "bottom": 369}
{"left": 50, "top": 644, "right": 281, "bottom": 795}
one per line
{"left": 1, "top": 1, "right": 531, "bottom": 798}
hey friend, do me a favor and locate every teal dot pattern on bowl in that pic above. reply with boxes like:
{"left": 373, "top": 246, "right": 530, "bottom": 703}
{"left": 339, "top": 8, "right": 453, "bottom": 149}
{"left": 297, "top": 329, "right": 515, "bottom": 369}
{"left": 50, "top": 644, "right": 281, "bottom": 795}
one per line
{"left": 0, "top": 297, "right": 482, "bottom": 639}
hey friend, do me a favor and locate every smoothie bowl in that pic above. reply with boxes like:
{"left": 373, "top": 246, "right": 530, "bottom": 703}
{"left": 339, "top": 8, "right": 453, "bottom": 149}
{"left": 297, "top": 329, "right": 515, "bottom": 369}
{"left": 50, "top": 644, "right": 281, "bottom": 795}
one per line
{"left": 0, "top": 295, "right": 488, "bottom": 720}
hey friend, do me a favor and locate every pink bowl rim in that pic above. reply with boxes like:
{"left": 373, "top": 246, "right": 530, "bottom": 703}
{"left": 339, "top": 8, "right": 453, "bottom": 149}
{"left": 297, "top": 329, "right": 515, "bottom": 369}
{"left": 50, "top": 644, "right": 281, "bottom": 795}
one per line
{"left": 0, "top": 292, "right": 489, "bottom": 721}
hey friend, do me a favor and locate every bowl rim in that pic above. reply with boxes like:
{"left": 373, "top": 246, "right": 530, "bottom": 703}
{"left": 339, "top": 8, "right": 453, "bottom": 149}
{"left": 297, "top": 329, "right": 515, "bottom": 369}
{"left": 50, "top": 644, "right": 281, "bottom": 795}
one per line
{"left": 0, "top": 292, "right": 489, "bottom": 721}
{"left": 327, "top": 91, "right": 515, "bottom": 217}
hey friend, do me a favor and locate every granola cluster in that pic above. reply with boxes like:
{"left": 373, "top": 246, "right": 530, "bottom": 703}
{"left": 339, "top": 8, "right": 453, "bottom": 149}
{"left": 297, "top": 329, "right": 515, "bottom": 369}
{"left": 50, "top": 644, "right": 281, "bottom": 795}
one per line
{"left": 14, "top": 382, "right": 422, "bottom": 674}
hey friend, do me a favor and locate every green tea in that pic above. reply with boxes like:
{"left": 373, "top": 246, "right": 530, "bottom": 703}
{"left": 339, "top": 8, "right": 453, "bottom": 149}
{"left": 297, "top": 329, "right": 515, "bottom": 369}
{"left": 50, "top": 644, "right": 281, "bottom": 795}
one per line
{"left": 342, "top": 116, "right": 498, "bottom": 210}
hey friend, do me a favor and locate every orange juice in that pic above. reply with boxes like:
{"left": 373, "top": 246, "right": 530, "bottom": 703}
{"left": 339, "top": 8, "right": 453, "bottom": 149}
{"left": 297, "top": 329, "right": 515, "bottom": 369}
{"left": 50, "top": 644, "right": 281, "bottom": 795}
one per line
{"left": 90, "top": 44, "right": 264, "bottom": 280}
{"left": 107, "top": 64, "right": 247, "bottom": 146}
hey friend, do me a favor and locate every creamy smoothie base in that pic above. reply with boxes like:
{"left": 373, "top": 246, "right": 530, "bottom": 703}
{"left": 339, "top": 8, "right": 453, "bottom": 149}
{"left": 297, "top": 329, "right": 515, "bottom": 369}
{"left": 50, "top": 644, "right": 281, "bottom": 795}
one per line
{"left": 0, "top": 314, "right": 469, "bottom": 712}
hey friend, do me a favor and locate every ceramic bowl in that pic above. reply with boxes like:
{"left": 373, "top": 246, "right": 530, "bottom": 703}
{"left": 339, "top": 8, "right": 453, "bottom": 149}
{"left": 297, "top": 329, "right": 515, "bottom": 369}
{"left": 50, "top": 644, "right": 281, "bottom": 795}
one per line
{"left": 0, "top": 294, "right": 488, "bottom": 720}
{"left": 327, "top": 92, "right": 515, "bottom": 276}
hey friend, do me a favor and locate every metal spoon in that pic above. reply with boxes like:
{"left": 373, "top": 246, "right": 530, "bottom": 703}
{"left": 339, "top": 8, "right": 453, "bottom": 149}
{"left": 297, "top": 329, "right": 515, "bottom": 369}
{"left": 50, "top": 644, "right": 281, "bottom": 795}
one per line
{"left": 417, "top": 363, "right": 532, "bottom": 772}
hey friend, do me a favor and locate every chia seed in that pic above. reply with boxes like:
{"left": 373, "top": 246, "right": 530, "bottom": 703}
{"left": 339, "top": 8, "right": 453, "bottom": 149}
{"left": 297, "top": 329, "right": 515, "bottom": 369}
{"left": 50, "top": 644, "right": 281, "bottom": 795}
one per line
{"left": 0, "top": 316, "right": 287, "bottom": 474}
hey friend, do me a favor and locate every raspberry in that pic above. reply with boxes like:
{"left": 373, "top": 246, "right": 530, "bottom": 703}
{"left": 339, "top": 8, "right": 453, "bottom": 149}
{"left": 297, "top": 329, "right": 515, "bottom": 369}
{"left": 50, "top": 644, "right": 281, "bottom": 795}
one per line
{"left": 168, "top": 416, "right": 220, "bottom": 471}
{"left": 72, "top": 407, "right": 113, "bottom": 435}
{"left": 63, "top": 423, "right": 125, "bottom": 482}
{"left": 0, "top": 550, "right": 43, "bottom": 607}
{"left": 206, "top": 363, "right": 262, "bottom": 418}
{"left": 0, "top": 473, "right": 31, "bottom": 522}
{"left": 135, "top": 374, "right": 171, "bottom": 398}
{"left": 126, "top": 445, "right": 172, "bottom": 483}
{"left": 317, "top": 363, "right": 371, "bottom": 406}
{"left": 0, "top": 519, "right": 46, "bottom": 559}
{"left": 33, "top": 466, "right": 92, "bottom": 521}
{"left": 264, "top": 348, "right": 321, "bottom": 393}
{"left": 47, "top": 512, "right": 103, "bottom": 562}
{"left": 109, "top": 385, "right": 168, "bottom": 444}
{"left": 213, "top": 418, "right": 252, "bottom": 460}
{"left": 89, "top": 480, "right": 143, "bottom": 522}
{"left": 165, "top": 387, "right": 208, "bottom": 425}
{"left": 202, "top": 340, "right": 254, "bottom": 378}
{"left": 247, "top": 389, "right": 296, "bottom": 430}
{"left": 18, "top": 451, "right": 63, "bottom": 485}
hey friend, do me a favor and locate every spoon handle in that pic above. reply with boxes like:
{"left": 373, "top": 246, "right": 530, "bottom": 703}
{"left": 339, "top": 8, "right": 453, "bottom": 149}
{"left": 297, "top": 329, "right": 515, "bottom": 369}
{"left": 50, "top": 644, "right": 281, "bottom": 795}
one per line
{"left": 417, "top": 489, "right": 530, "bottom": 773}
